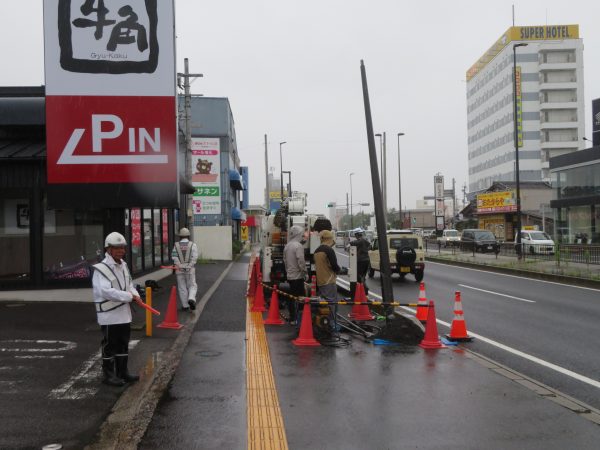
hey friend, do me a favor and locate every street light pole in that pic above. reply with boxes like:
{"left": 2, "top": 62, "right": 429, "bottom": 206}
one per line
{"left": 279, "top": 141, "right": 287, "bottom": 203}
{"left": 397, "top": 132, "right": 405, "bottom": 227}
{"left": 350, "top": 172, "right": 355, "bottom": 228}
{"left": 513, "top": 43, "right": 527, "bottom": 259}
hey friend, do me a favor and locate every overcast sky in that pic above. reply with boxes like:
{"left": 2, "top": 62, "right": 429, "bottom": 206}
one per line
{"left": 2, "top": 1, "right": 599, "bottom": 216}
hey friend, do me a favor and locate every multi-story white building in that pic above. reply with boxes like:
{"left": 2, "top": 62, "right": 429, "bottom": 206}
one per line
{"left": 466, "top": 25, "right": 585, "bottom": 193}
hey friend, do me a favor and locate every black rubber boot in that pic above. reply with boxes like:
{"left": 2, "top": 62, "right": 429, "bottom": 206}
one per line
{"left": 102, "top": 357, "right": 126, "bottom": 387}
{"left": 116, "top": 355, "right": 140, "bottom": 383}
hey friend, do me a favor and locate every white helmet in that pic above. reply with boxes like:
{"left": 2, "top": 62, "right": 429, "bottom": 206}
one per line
{"left": 105, "top": 232, "right": 127, "bottom": 247}
{"left": 353, "top": 227, "right": 364, "bottom": 235}
{"left": 178, "top": 227, "right": 190, "bottom": 237}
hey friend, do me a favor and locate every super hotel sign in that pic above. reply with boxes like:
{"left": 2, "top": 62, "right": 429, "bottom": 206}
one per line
{"left": 43, "top": 0, "right": 178, "bottom": 208}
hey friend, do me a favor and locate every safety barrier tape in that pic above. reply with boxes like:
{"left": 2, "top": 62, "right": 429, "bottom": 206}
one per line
{"left": 257, "top": 281, "right": 429, "bottom": 307}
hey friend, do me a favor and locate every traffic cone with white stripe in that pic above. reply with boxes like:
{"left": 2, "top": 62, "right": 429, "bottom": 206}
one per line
{"left": 445, "top": 291, "right": 473, "bottom": 342}
{"left": 415, "top": 282, "right": 428, "bottom": 323}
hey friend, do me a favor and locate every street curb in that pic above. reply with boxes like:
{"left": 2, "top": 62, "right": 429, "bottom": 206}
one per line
{"left": 85, "top": 256, "right": 241, "bottom": 450}
{"left": 426, "top": 255, "right": 600, "bottom": 289}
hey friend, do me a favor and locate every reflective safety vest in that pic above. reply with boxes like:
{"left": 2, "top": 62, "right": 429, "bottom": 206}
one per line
{"left": 174, "top": 241, "right": 193, "bottom": 264}
{"left": 92, "top": 262, "right": 132, "bottom": 313}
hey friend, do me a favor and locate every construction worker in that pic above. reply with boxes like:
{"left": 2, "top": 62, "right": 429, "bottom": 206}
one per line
{"left": 314, "top": 229, "right": 341, "bottom": 301}
{"left": 92, "top": 232, "right": 141, "bottom": 386}
{"left": 348, "top": 228, "right": 371, "bottom": 297}
{"left": 172, "top": 227, "right": 199, "bottom": 311}
{"left": 283, "top": 225, "right": 307, "bottom": 324}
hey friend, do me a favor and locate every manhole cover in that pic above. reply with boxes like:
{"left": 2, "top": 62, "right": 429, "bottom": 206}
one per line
{"left": 195, "top": 350, "right": 221, "bottom": 357}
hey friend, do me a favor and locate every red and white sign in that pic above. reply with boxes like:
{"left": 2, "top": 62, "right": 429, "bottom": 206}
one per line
{"left": 131, "top": 208, "right": 141, "bottom": 247}
{"left": 43, "top": 0, "right": 177, "bottom": 205}
{"left": 46, "top": 96, "right": 177, "bottom": 183}
{"left": 161, "top": 209, "right": 168, "bottom": 244}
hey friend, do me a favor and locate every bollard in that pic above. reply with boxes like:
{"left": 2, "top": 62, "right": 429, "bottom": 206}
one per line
{"left": 145, "top": 287, "right": 153, "bottom": 337}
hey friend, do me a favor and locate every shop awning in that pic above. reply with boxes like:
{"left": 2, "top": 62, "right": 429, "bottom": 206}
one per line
{"left": 229, "top": 169, "right": 245, "bottom": 190}
{"left": 231, "top": 207, "right": 246, "bottom": 221}
{"left": 242, "top": 215, "right": 258, "bottom": 227}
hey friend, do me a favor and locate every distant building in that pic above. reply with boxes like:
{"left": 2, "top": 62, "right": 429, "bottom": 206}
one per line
{"left": 466, "top": 25, "right": 585, "bottom": 193}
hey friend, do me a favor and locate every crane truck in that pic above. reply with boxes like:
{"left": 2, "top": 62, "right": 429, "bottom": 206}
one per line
{"left": 259, "top": 192, "right": 332, "bottom": 292}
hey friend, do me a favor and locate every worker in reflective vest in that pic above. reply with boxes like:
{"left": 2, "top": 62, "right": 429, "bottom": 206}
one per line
{"left": 172, "top": 227, "right": 199, "bottom": 311}
{"left": 92, "top": 232, "right": 141, "bottom": 387}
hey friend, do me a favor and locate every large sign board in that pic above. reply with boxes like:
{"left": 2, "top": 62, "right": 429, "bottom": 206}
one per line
{"left": 434, "top": 175, "right": 444, "bottom": 230}
{"left": 191, "top": 138, "right": 221, "bottom": 215}
{"left": 477, "top": 191, "right": 517, "bottom": 214}
{"left": 44, "top": 0, "right": 178, "bottom": 208}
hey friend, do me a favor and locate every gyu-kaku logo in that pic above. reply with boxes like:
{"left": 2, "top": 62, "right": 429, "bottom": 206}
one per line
{"left": 58, "top": 0, "right": 159, "bottom": 74}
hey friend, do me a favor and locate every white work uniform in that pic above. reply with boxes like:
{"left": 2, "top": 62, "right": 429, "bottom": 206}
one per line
{"left": 172, "top": 239, "right": 199, "bottom": 307}
{"left": 92, "top": 253, "right": 137, "bottom": 326}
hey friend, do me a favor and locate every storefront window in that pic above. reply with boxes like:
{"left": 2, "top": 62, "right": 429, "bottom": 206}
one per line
{"left": 568, "top": 205, "right": 592, "bottom": 244}
{"left": 143, "top": 208, "right": 153, "bottom": 269}
{"left": 42, "top": 201, "right": 103, "bottom": 281}
{"left": 0, "top": 194, "right": 31, "bottom": 281}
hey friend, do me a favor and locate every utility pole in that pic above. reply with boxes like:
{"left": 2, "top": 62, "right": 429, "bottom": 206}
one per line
{"left": 177, "top": 58, "right": 203, "bottom": 232}
{"left": 382, "top": 131, "right": 387, "bottom": 227}
{"left": 264, "top": 134, "right": 269, "bottom": 211}
{"left": 452, "top": 177, "right": 456, "bottom": 226}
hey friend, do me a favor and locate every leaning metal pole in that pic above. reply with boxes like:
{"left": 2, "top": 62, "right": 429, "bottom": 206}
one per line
{"left": 360, "top": 60, "right": 394, "bottom": 313}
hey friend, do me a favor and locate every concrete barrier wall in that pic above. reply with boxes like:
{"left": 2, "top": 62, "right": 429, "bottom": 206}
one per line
{"left": 193, "top": 226, "right": 232, "bottom": 261}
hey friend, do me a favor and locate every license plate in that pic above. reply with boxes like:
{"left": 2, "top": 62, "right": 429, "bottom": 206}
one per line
{"left": 486, "top": 245, "right": 492, "bottom": 250}
{"left": 400, "top": 267, "right": 410, "bottom": 273}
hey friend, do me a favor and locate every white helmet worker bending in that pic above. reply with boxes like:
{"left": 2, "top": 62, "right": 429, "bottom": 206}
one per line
{"left": 105, "top": 232, "right": 127, "bottom": 248}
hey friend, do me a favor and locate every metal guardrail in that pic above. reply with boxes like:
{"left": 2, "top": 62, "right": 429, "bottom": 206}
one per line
{"left": 424, "top": 238, "right": 600, "bottom": 266}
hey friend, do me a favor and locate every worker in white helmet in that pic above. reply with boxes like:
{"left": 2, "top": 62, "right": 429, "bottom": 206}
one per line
{"left": 91, "top": 232, "right": 141, "bottom": 386}
{"left": 171, "top": 227, "right": 199, "bottom": 311}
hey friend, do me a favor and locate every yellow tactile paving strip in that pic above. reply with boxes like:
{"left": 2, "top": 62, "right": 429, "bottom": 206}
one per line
{"left": 246, "top": 299, "right": 289, "bottom": 450}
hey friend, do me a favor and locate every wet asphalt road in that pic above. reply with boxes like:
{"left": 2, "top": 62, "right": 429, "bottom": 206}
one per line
{"left": 336, "top": 250, "right": 600, "bottom": 412}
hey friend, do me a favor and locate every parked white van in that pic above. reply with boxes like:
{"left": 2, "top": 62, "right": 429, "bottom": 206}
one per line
{"left": 516, "top": 230, "right": 555, "bottom": 255}
{"left": 437, "top": 229, "right": 461, "bottom": 247}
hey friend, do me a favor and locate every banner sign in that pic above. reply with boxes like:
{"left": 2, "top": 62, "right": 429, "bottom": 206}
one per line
{"left": 131, "top": 208, "right": 141, "bottom": 246}
{"left": 515, "top": 67, "right": 523, "bottom": 148}
{"left": 43, "top": 0, "right": 178, "bottom": 208}
{"left": 191, "top": 138, "right": 221, "bottom": 215}
{"left": 477, "top": 191, "right": 517, "bottom": 213}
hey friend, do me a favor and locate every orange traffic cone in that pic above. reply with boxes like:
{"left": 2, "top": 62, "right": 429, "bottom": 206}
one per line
{"left": 419, "top": 300, "right": 446, "bottom": 349}
{"left": 415, "top": 282, "right": 428, "bottom": 323}
{"left": 264, "top": 285, "right": 285, "bottom": 325}
{"left": 349, "top": 283, "right": 374, "bottom": 321}
{"left": 255, "top": 258, "right": 262, "bottom": 280}
{"left": 445, "top": 291, "right": 473, "bottom": 342}
{"left": 250, "top": 275, "right": 267, "bottom": 312}
{"left": 157, "top": 286, "right": 184, "bottom": 330}
{"left": 247, "top": 260, "right": 257, "bottom": 299}
{"left": 292, "top": 301, "right": 320, "bottom": 347}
